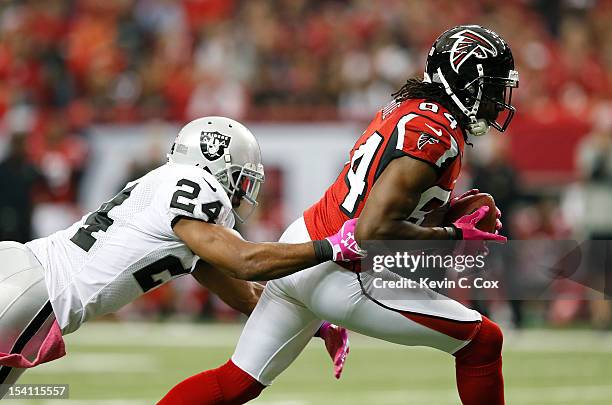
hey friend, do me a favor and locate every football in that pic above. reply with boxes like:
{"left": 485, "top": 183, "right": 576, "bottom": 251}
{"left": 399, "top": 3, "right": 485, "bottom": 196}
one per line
{"left": 443, "top": 193, "right": 497, "bottom": 233}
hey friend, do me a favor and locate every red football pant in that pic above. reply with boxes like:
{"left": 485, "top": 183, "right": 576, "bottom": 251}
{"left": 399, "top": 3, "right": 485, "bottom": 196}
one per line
{"left": 453, "top": 316, "right": 504, "bottom": 405}
{"left": 157, "top": 359, "right": 265, "bottom": 405}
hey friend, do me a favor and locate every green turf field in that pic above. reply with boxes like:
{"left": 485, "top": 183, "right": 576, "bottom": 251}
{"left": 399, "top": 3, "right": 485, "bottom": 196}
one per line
{"left": 6, "top": 322, "right": 612, "bottom": 404}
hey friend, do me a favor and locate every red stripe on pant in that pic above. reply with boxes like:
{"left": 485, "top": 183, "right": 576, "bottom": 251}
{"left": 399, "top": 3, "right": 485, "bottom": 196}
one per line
{"left": 396, "top": 309, "right": 504, "bottom": 404}
{"left": 397, "top": 310, "right": 481, "bottom": 341}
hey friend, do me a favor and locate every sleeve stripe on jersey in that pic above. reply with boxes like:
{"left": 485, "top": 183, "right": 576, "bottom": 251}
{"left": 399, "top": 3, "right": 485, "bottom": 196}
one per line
{"left": 394, "top": 113, "right": 419, "bottom": 150}
{"left": 436, "top": 132, "right": 459, "bottom": 167}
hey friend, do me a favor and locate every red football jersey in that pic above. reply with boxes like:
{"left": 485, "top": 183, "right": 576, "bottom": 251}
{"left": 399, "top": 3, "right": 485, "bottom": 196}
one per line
{"left": 304, "top": 98, "right": 466, "bottom": 240}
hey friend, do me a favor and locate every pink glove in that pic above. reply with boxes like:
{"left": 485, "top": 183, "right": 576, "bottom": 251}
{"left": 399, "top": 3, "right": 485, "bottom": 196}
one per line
{"left": 325, "top": 218, "right": 367, "bottom": 262}
{"left": 318, "top": 321, "right": 350, "bottom": 379}
{"left": 452, "top": 206, "right": 507, "bottom": 242}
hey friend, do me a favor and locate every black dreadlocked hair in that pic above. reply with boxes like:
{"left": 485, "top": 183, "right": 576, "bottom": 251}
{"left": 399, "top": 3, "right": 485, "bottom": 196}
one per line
{"left": 391, "top": 78, "right": 467, "bottom": 129}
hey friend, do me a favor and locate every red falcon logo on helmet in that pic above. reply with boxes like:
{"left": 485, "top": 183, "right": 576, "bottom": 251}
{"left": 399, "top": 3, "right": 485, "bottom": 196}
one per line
{"left": 449, "top": 29, "right": 498, "bottom": 73}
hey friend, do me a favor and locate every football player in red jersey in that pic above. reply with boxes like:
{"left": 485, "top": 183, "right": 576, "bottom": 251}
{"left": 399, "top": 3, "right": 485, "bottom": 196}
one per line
{"left": 159, "top": 25, "right": 518, "bottom": 405}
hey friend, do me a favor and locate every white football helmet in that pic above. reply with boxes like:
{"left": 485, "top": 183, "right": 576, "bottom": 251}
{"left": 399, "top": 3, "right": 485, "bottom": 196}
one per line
{"left": 167, "top": 116, "right": 265, "bottom": 222}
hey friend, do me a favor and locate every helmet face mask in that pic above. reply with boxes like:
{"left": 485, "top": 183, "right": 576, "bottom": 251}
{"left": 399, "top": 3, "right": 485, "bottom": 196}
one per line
{"left": 468, "top": 69, "right": 519, "bottom": 133}
{"left": 480, "top": 81, "right": 515, "bottom": 132}
{"left": 220, "top": 163, "right": 265, "bottom": 223}
{"left": 425, "top": 25, "right": 519, "bottom": 136}
{"left": 167, "top": 116, "right": 265, "bottom": 222}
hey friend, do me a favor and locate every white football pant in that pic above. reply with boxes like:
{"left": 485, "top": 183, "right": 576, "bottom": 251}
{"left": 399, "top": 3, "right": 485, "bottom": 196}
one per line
{"left": 0, "top": 242, "right": 55, "bottom": 398}
{"left": 232, "top": 217, "right": 482, "bottom": 385}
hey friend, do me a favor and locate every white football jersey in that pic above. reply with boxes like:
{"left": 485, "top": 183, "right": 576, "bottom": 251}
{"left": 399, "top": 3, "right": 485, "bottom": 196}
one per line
{"left": 26, "top": 163, "right": 235, "bottom": 334}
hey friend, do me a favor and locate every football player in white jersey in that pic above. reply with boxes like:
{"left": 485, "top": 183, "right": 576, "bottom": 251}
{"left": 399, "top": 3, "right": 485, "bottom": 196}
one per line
{"left": 0, "top": 116, "right": 364, "bottom": 398}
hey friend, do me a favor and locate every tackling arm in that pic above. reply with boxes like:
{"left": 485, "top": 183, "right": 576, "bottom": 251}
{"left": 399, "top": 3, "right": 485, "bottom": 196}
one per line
{"left": 191, "top": 260, "right": 263, "bottom": 316}
{"left": 355, "top": 156, "right": 452, "bottom": 243}
{"left": 174, "top": 218, "right": 322, "bottom": 281}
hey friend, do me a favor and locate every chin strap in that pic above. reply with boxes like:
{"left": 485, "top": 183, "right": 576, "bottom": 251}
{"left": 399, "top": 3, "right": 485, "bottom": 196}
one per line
{"left": 466, "top": 119, "right": 490, "bottom": 136}
{"left": 434, "top": 64, "right": 489, "bottom": 136}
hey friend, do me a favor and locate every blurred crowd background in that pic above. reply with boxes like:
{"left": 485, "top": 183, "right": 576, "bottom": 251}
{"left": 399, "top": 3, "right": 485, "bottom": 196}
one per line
{"left": 0, "top": 0, "right": 611, "bottom": 329}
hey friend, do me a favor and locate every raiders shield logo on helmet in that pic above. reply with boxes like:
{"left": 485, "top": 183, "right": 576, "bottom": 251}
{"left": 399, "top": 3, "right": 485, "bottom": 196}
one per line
{"left": 449, "top": 29, "right": 498, "bottom": 73}
{"left": 417, "top": 132, "right": 440, "bottom": 150}
{"left": 200, "top": 131, "right": 231, "bottom": 161}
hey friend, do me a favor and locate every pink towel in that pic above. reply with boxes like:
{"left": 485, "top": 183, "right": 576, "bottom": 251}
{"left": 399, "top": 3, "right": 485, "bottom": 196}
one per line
{"left": 0, "top": 320, "right": 66, "bottom": 368}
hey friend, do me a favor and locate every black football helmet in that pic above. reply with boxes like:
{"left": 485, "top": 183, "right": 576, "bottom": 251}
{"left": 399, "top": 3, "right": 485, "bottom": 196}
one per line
{"left": 424, "top": 25, "right": 519, "bottom": 136}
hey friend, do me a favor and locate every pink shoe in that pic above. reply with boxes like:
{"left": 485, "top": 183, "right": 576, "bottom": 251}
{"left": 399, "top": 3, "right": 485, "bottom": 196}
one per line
{"left": 319, "top": 322, "right": 350, "bottom": 379}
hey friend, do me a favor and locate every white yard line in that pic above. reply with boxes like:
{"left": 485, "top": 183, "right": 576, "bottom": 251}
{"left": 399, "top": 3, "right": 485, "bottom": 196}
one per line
{"left": 33, "top": 353, "right": 160, "bottom": 374}
{"left": 64, "top": 323, "right": 612, "bottom": 353}
{"left": 509, "top": 384, "right": 612, "bottom": 403}
{"left": 5, "top": 385, "right": 611, "bottom": 405}
{"left": 256, "top": 384, "right": 612, "bottom": 405}
{"left": 46, "top": 401, "right": 151, "bottom": 405}
{"left": 1, "top": 401, "right": 152, "bottom": 405}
